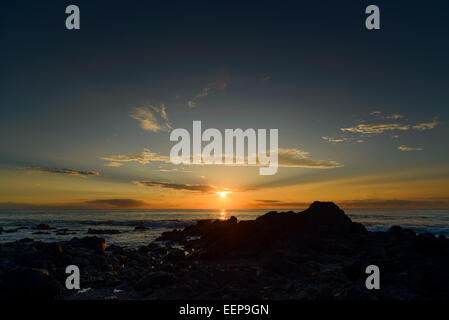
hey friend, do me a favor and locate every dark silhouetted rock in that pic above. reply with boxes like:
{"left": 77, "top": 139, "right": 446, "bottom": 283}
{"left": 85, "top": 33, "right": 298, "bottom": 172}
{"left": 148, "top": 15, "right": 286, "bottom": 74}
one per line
{"left": 135, "top": 271, "right": 177, "bottom": 291}
{"left": 87, "top": 228, "right": 120, "bottom": 235}
{"left": 0, "top": 268, "right": 63, "bottom": 300}
{"left": 35, "top": 224, "right": 55, "bottom": 230}
{"left": 66, "top": 236, "right": 107, "bottom": 253}
{"left": 134, "top": 223, "right": 148, "bottom": 231}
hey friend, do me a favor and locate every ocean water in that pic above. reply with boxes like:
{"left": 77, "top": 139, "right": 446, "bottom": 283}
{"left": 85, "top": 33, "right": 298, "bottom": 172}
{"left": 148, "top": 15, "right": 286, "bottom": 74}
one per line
{"left": 0, "top": 208, "right": 448, "bottom": 248}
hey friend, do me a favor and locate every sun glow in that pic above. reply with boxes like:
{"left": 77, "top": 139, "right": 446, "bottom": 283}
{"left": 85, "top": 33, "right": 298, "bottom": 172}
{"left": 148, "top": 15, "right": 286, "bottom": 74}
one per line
{"left": 217, "top": 191, "right": 231, "bottom": 198}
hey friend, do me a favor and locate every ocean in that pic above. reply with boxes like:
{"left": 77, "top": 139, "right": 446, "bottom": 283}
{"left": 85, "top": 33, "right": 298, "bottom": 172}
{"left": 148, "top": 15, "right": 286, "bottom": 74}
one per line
{"left": 1, "top": 208, "right": 448, "bottom": 248}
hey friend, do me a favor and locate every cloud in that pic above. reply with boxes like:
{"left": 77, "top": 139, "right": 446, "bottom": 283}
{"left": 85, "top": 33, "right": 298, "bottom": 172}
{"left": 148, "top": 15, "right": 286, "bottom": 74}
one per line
{"left": 102, "top": 147, "right": 341, "bottom": 170}
{"left": 412, "top": 118, "right": 439, "bottom": 131}
{"left": 370, "top": 111, "right": 404, "bottom": 120}
{"left": 398, "top": 145, "right": 424, "bottom": 152}
{"left": 339, "top": 113, "right": 439, "bottom": 136}
{"left": 24, "top": 166, "right": 99, "bottom": 178}
{"left": 187, "top": 82, "right": 221, "bottom": 108}
{"left": 254, "top": 199, "right": 310, "bottom": 208}
{"left": 333, "top": 112, "right": 440, "bottom": 144}
{"left": 260, "top": 74, "right": 271, "bottom": 83}
{"left": 134, "top": 181, "right": 217, "bottom": 193}
{"left": 130, "top": 105, "right": 172, "bottom": 132}
{"left": 338, "top": 198, "right": 449, "bottom": 209}
{"left": 386, "top": 114, "right": 404, "bottom": 120}
{"left": 322, "top": 136, "right": 346, "bottom": 143}
{"left": 85, "top": 198, "right": 147, "bottom": 208}
{"left": 0, "top": 199, "right": 149, "bottom": 210}
{"left": 321, "top": 136, "right": 365, "bottom": 144}
{"left": 278, "top": 148, "right": 342, "bottom": 168}
{"left": 195, "top": 83, "right": 216, "bottom": 99}
{"left": 104, "top": 162, "right": 123, "bottom": 167}
{"left": 341, "top": 123, "right": 410, "bottom": 134}
{"left": 101, "top": 148, "right": 170, "bottom": 165}
{"left": 151, "top": 104, "right": 169, "bottom": 121}
{"left": 134, "top": 181, "right": 254, "bottom": 194}
{"left": 252, "top": 198, "right": 449, "bottom": 209}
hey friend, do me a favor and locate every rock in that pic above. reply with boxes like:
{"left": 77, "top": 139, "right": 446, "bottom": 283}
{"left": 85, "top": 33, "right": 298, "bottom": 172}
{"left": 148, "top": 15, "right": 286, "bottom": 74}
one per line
{"left": 90, "top": 255, "right": 112, "bottom": 271}
{"left": 343, "top": 260, "right": 366, "bottom": 282}
{"left": 4, "top": 228, "right": 19, "bottom": 233}
{"left": 134, "top": 223, "right": 148, "bottom": 231}
{"left": 72, "top": 256, "right": 91, "bottom": 268}
{"left": 67, "top": 237, "right": 107, "bottom": 253}
{"left": 0, "top": 267, "right": 63, "bottom": 299}
{"left": 35, "top": 224, "right": 55, "bottom": 230}
{"left": 166, "top": 248, "right": 185, "bottom": 262}
{"left": 135, "top": 271, "right": 177, "bottom": 291}
{"left": 87, "top": 229, "right": 120, "bottom": 235}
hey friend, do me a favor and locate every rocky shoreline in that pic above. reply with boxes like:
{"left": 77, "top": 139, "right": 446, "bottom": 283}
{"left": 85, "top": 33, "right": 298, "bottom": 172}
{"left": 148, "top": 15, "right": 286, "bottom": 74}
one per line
{"left": 0, "top": 202, "right": 448, "bottom": 300}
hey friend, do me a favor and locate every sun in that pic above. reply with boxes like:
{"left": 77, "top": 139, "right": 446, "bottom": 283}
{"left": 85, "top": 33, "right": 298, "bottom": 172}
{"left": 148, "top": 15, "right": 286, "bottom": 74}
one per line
{"left": 217, "top": 191, "right": 231, "bottom": 198}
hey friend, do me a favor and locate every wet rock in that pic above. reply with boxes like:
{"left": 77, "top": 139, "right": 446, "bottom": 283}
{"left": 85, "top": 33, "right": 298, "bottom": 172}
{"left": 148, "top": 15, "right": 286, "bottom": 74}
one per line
{"left": 4, "top": 228, "right": 19, "bottom": 233}
{"left": 343, "top": 260, "right": 366, "bottom": 282}
{"left": 35, "top": 224, "right": 55, "bottom": 230}
{"left": 166, "top": 248, "right": 185, "bottom": 262}
{"left": 135, "top": 271, "right": 177, "bottom": 291}
{"left": 72, "top": 256, "right": 91, "bottom": 268}
{"left": 66, "top": 237, "right": 107, "bottom": 253}
{"left": 87, "top": 229, "right": 120, "bottom": 235}
{"left": 91, "top": 255, "right": 112, "bottom": 272}
{"left": 0, "top": 267, "right": 63, "bottom": 300}
{"left": 134, "top": 223, "right": 148, "bottom": 231}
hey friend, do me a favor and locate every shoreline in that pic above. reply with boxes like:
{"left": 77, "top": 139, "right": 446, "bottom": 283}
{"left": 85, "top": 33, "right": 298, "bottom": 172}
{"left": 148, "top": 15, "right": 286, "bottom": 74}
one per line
{"left": 1, "top": 202, "right": 448, "bottom": 300}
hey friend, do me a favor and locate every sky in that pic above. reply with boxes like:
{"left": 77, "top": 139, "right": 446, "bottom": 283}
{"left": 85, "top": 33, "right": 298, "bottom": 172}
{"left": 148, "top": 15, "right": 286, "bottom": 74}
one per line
{"left": 1, "top": 0, "right": 448, "bottom": 210}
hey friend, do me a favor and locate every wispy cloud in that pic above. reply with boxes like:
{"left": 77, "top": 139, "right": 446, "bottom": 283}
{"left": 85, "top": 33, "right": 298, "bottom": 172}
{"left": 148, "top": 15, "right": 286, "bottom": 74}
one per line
{"left": 104, "top": 162, "right": 123, "bottom": 167}
{"left": 412, "top": 118, "right": 439, "bottom": 131}
{"left": 254, "top": 199, "right": 309, "bottom": 208}
{"left": 195, "top": 83, "right": 215, "bottom": 99}
{"left": 338, "top": 198, "right": 449, "bottom": 209}
{"left": 187, "top": 82, "right": 220, "bottom": 108}
{"left": 134, "top": 181, "right": 254, "bottom": 193}
{"left": 278, "top": 148, "right": 342, "bottom": 168}
{"left": 341, "top": 123, "right": 411, "bottom": 134}
{"left": 102, "top": 147, "right": 341, "bottom": 169}
{"left": 253, "top": 198, "right": 449, "bottom": 209}
{"left": 321, "top": 136, "right": 346, "bottom": 143}
{"left": 23, "top": 166, "right": 99, "bottom": 178}
{"left": 0, "top": 198, "right": 149, "bottom": 210}
{"left": 260, "top": 74, "right": 271, "bottom": 83}
{"left": 85, "top": 198, "right": 147, "bottom": 208}
{"left": 370, "top": 111, "right": 404, "bottom": 120}
{"left": 398, "top": 145, "right": 424, "bottom": 152}
{"left": 134, "top": 181, "right": 218, "bottom": 193}
{"left": 339, "top": 112, "right": 438, "bottom": 137}
{"left": 321, "top": 136, "right": 365, "bottom": 144}
{"left": 130, "top": 105, "right": 172, "bottom": 132}
{"left": 101, "top": 148, "right": 170, "bottom": 165}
